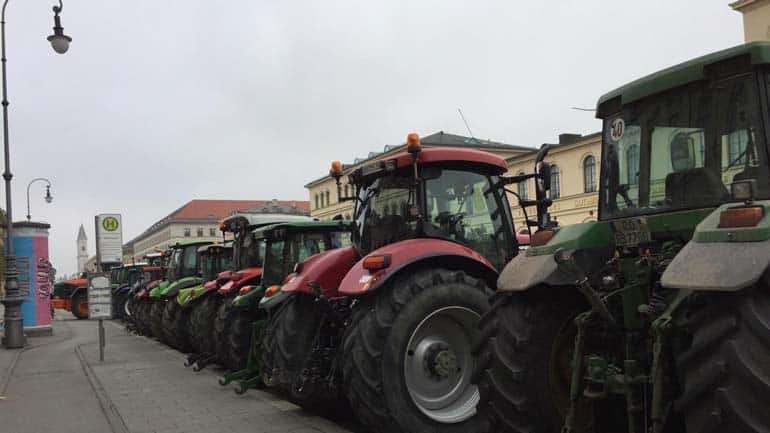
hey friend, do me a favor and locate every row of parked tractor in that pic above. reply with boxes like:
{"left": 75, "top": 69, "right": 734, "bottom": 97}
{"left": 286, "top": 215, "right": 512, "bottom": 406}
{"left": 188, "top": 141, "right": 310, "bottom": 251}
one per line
{"left": 54, "top": 41, "right": 770, "bottom": 433}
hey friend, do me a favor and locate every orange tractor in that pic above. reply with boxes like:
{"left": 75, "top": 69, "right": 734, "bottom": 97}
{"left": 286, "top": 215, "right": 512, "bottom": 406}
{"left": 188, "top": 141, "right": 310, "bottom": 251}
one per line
{"left": 51, "top": 275, "right": 89, "bottom": 319}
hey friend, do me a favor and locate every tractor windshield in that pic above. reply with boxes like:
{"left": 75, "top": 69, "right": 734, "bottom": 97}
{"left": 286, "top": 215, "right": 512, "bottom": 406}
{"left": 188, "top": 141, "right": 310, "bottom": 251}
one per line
{"left": 600, "top": 72, "right": 769, "bottom": 220}
{"left": 263, "top": 229, "right": 352, "bottom": 286}
{"left": 355, "top": 166, "right": 514, "bottom": 268}
{"left": 237, "top": 231, "right": 264, "bottom": 269}
{"left": 166, "top": 248, "right": 183, "bottom": 280}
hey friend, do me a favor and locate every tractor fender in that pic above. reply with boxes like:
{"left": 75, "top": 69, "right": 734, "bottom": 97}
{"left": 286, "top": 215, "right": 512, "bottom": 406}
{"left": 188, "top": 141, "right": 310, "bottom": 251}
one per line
{"left": 217, "top": 267, "right": 262, "bottom": 295}
{"left": 662, "top": 202, "right": 770, "bottom": 291}
{"left": 661, "top": 239, "right": 770, "bottom": 291}
{"left": 259, "top": 289, "right": 289, "bottom": 310}
{"left": 281, "top": 246, "right": 358, "bottom": 298}
{"left": 232, "top": 285, "right": 266, "bottom": 308}
{"left": 338, "top": 238, "right": 497, "bottom": 296}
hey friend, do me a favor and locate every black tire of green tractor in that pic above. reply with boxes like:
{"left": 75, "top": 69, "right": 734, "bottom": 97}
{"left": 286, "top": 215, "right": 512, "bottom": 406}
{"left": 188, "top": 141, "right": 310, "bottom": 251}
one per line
{"left": 213, "top": 294, "right": 236, "bottom": 369}
{"left": 190, "top": 294, "right": 219, "bottom": 354}
{"left": 71, "top": 292, "right": 89, "bottom": 320}
{"left": 226, "top": 308, "right": 259, "bottom": 371}
{"left": 162, "top": 300, "right": 192, "bottom": 352}
{"left": 471, "top": 290, "right": 586, "bottom": 433}
{"left": 342, "top": 269, "right": 490, "bottom": 433}
{"left": 259, "top": 302, "right": 288, "bottom": 390}
{"left": 137, "top": 299, "right": 152, "bottom": 336}
{"left": 263, "top": 294, "right": 325, "bottom": 409}
{"left": 149, "top": 300, "right": 165, "bottom": 340}
{"left": 674, "top": 286, "right": 770, "bottom": 433}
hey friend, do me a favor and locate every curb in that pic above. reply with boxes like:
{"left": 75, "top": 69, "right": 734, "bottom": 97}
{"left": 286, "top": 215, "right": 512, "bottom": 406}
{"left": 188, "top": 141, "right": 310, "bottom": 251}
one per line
{"left": 75, "top": 344, "right": 130, "bottom": 433}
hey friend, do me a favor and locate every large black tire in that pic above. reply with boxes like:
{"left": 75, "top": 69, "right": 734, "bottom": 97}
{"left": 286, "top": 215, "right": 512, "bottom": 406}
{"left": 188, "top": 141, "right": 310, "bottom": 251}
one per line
{"left": 189, "top": 293, "right": 219, "bottom": 354}
{"left": 342, "top": 269, "right": 490, "bottom": 433}
{"left": 226, "top": 307, "right": 260, "bottom": 371}
{"left": 162, "top": 300, "right": 191, "bottom": 352}
{"left": 112, "top": 292, "right": 125, "bottom": 320}
{"left": 137, "top": 299, "right": 153, "bottom": 336}
{"left": 674, "top": 286, "right": 770, "bottom": 433}
{"left": 472, "top": 290, "right": 587, "bottom": 433}
{"left": 213, "top": 293, "right": 236, "bottom": 369}
{"left": 262, "top": 294, "right": 324, "bottom": 408}
{"left": 71, "top": 292, "right": 89, "bottom": 320}
{"left": 149, "top": 299, "right": 165, "bottom": 340}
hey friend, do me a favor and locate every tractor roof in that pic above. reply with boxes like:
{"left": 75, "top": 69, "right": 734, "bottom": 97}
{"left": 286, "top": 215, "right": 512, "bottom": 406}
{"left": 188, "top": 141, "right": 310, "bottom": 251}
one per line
{"left": 197, "top": 242, "right": 233, "bottom": 253}
{"left": 597, "top": 41, "right": 770, "bottom": 109}
{"left": 221, "top": 213, "right": 315, "bottom": 232}
{"left": 171, "top": 239, "right": 212, "bottom": 248}
{"left": 255, "top": 220, "right": 353, "bottom": 236}
{"left": 352, "top": 147, "right": 508, "bottom": 181}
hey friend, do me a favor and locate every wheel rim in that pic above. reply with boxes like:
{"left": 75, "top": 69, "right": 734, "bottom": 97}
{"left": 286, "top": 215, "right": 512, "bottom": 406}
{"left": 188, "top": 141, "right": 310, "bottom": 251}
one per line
{"left": 124, "top": 299, "right": 132, "bottom": 318}
{"left": 404, "top": 306, "right": 480, "bottom": 424}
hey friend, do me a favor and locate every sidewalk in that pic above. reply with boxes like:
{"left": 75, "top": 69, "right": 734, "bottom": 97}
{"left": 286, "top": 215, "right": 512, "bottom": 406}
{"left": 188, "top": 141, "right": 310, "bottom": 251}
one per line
{"left": 0, "top": 315, "right": 352, "bottom": 433}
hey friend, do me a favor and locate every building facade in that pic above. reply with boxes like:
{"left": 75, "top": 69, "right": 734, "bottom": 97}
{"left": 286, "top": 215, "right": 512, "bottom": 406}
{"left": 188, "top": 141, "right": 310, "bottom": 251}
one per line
{"left": 127, "top": 199, "right": 309, "bottom": 260}
{"left": 731, "top": 0, "right": 770, "bottom": 42}
{"left": 306, "top": 131, "right": 533, "bottom": 220}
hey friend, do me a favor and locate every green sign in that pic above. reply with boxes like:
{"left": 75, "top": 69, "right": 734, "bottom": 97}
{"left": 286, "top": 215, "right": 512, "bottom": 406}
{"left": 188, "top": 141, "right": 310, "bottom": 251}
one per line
{"left": 102, "top": 216, "right": 119, "bottom": 232}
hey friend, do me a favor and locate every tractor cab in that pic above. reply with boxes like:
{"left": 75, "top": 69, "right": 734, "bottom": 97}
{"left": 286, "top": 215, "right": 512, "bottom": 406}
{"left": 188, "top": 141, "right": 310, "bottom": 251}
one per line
{"left": 598, "top": 46, "right": 770, "bottom": 223}
{"left": 198, "top": 243, "right": 233, "bottom": 282}
{"left": 342, "top": 138, "right": 517, "bottom": 270}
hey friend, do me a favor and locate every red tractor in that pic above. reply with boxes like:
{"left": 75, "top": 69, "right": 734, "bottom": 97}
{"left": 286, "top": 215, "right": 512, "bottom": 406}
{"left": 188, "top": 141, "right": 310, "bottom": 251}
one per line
{"left": 261, "top": 133, "right": 528, "bottom": 432}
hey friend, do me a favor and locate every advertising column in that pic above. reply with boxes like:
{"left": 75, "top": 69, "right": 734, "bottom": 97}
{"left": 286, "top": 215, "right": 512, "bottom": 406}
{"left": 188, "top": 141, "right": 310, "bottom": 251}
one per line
{"left": 12, "top": 221, "right": 52, "bottom": 335}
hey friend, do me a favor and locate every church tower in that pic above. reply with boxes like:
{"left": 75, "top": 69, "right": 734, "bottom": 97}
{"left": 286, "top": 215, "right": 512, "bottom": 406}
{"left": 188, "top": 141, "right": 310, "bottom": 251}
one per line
{"left": 77, "top": 224, "right": 88, "bottom": 273}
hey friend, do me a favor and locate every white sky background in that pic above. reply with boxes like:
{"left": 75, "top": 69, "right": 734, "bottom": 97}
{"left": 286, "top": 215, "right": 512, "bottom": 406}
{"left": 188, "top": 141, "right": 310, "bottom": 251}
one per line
{"left": 3, "top": 0, "right": 744, "bottom": 275}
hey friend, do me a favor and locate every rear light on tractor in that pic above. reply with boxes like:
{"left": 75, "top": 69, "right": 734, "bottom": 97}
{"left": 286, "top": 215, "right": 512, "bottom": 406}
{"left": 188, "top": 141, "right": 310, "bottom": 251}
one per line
{"left": 264, "top": 285, "right": 281, "bottom": 297}
{"left": 530, "top": 229, "right": 555, "bottom": 247}
{"left": 238, "top": 285, "right": 252, "bottom": 295}
{"left": 363, "top": 254, "right": 391, "bottom": 271}
{"left": 718, "top": 206, "right": 764, "bottom": 228}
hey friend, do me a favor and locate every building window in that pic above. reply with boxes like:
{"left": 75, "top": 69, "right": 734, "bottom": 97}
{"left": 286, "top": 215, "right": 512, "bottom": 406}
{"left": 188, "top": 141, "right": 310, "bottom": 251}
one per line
{"left": 627, "top": 144, "right": 639, "bottom": 185}
{"left": 583, "top": 155, "right": 596, "bottom": 193}
{"left": 728, "top": 130, "right": 748, "bottom": 165}
{"left": 315, "top": 194, "right": 319, "bottom": 209}
{"left": 344, "top": 184, "right": 349, "bottom": 198}
{"left": 550, "top": 165, "right": 560, "bottom": 199}
{"left": 197, "top": 227, "right": 204, "bottom": 237}
{"left": 210, "top": 228, "right": 217, "bottom": 237}
{"left": 325, "top": 190, "right": 330, "bottom": 206}
{"left": 516, "top": 172, "right": 527, "bottom": 200}
{"left": 183, "top": 228, "right": 191, "bottom": 237}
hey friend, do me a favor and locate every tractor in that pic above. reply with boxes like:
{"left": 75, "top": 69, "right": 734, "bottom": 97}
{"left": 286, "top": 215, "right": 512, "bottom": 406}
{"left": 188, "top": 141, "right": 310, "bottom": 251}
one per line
{"left": 51, "top": 275, "right": 89, "bottom": 319}
{"left": 218, "top": 219, "right": 352, "bottom": 393}
{"left": 186, "top": 213, "right": 312, "bottom": 371}
{"left": 261, "top": 134, "right": 530, "bottom": 432}
{"left": 473, "top": 41, "right": 770, "bottom": 433}
{"left": 110, "top": 263, "right": 146, "bottom": 320}
{"left": 126, "top": 261, "right": 166, "bottom": 333}
{"left": 146, "top": 240, "right": 211, "bottom": 344}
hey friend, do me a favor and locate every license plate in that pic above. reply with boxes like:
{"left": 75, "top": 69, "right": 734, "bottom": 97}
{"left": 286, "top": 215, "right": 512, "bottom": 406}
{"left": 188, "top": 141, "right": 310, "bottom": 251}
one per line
{"left": 613, "top": 218, "right": 651, "bottom": 247}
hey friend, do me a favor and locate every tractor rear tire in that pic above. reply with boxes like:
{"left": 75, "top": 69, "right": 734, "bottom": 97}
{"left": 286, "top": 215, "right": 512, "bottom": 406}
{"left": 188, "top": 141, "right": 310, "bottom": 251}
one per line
{"left": 342, "top": 269, "right": 490, "bottom": 433}
{"left": 190, "top": 294, "right": 219, "bottom": 354}
{"left": 214, "top": 294, "right": 236, "bottom": 369}
{"left": 149, "top": 299, "right": 165, "bottom": 340}
{"left": 226, "top": 308, "right": 259, "bottom": 371}
{"left": 674, "top": 285, "right": 770, "bottom": 433}
{"left": 472, "top": 290, "right": 587, "bottom": 433}
{"left": 262, "top": 294, "right": 325, "bottom": 409}
{"left": 137, "top": 299, "right": 152, "bottom": 336}
{"left": 71, "top": 292, "right": 89, "bottom": 320}
{"left": 162, "top": 300, "right": 191, "bottom": 352}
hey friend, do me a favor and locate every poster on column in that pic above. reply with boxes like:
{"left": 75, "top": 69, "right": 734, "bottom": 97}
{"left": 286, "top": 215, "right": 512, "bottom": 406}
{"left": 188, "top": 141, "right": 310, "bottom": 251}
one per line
{"left": 95, "top": 214, "right": 123, "bottom": 264}
{"left": 12, "top": 222, "right": 52, "bottom": 329}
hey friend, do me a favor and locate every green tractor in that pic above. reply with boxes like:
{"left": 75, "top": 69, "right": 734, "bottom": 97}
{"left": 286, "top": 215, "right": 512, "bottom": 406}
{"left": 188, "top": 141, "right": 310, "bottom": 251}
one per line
{"left": 218, "top": 219, "right": 353, "bottom": 392}
{"left": 165, "top": 242, "right": 233, "bottom": 352}
{"left": 474, "top": 41, "right": 770, "bottom": 433}
{"left": 147, "top": 239, "right": 211, "bottom": 345}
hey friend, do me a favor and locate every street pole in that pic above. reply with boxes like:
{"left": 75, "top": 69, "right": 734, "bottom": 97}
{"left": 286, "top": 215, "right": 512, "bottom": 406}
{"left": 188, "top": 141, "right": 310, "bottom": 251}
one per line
{"left": 1, "top": 1, "right": 71, "bottom": 348}
{"left": 0, "top": 0, "right": 24, "bottom": 349}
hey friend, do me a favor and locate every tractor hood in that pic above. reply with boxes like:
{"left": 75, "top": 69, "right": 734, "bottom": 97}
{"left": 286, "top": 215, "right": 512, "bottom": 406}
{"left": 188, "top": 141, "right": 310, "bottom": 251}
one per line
{"left": 280, "top": 246, "right": 358, "bottom": 298}
{"left": 217, "top": 267, "right": 262, "bottom": 295}
{"left": 159, "top": 276, "right": 204, "bottom": 298}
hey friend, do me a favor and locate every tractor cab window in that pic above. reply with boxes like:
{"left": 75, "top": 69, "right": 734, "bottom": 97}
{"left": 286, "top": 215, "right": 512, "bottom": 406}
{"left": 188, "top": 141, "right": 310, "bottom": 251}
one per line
{"left": 356, "top": 174, "right": 419, "bottom": 252}
{"left": 180, "top": 245, "right": 199, "bottom": 277}
{"left": 601, "top": 73, "right": 769, "bottom": 219}
{"left": 218, "top": 249, "right": 233, "bottom": 273}
{"left": 239, "top": 232, "right": 264, "bottom": 269}
{"left": 199, "top": 253, "right": 214, "bottom": 280}
{"left": 262, "top": 239, "right": 286, "bottom": 286}
{"left": 425, "top": 169, "right": 511, "bottom": 269}
{"left": 166, "top": 248, "right": 183, "bottom": 280}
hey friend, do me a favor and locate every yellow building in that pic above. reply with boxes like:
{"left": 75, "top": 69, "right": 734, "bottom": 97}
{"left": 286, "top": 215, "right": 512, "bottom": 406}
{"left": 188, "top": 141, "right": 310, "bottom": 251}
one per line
{"left": 506, "top": 133, "right": 601, "bottom": 231}
{"left": 305, "top": 131, "right": 533, "bottom": 220}
{"left": 731, "top": 0, "right": 770, "bottom": 42}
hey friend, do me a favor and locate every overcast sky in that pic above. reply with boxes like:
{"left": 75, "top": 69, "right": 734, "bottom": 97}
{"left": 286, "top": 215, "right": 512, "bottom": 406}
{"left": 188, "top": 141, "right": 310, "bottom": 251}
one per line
{"left": 4, "top": 0, "right": 744, "bottom": 275}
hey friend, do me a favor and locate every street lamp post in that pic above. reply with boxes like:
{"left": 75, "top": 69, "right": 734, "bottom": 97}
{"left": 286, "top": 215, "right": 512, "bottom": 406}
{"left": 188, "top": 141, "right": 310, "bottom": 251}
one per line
{"left": 26, "top": 177, "right": 53, "bottom": 221}
{"left": 1, "top": 1, "right": 71, "bottom": 349}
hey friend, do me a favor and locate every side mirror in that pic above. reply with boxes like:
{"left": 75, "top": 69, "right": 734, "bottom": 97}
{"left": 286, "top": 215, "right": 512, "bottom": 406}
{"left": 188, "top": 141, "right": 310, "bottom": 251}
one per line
{"left": 536, "top": 161, "right": 552, "bottom": 193}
